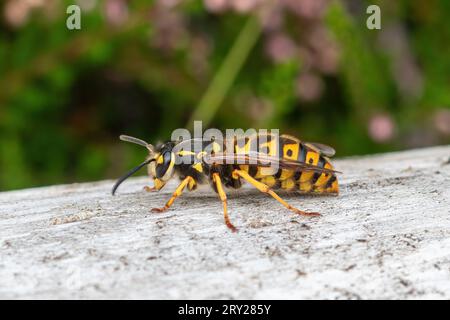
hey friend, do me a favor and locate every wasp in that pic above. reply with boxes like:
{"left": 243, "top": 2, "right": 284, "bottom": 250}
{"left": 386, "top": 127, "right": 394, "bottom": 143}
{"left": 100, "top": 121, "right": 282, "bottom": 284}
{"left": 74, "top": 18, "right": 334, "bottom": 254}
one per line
{"left": 112, "top": 133, "right": 339, "bottom": 232}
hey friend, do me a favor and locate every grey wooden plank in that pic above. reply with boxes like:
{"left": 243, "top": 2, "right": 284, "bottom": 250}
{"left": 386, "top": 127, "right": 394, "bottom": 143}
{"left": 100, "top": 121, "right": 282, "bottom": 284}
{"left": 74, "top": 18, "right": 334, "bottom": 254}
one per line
{"left": 0, "top": 145, "right": 450, "bottom": 299}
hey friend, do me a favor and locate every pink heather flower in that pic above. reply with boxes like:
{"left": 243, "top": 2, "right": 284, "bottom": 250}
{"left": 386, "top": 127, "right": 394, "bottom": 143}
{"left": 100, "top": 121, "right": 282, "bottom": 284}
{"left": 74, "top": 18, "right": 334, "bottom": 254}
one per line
{"left": 204, "top": 0, "right": 229, "bottom": 13}
{"left": 315, "top": 44, "right": 340, "bottom": 74}
{"left": 305, "top": 26, "right": 340, "bottom": 74}
{"left": 4, "top": 0, "right": 31, "bottom": 27}
{"left": 260, "top": 5, "right": 283, "bottom": 31}
{"left": 23, "top": 0, "right": 45, "bottom": 7}
{"left": 105, "top": 0, "right": 128, "bottom": 26}
{"left": 150, "top": 5, "right": 187, "bottom": 52}
{"left": 368, "top": 114, "right": 395, "bottom": 143}
{"left": 295, "top": 72, "right": 324, "bottom": 102}
{"left": 159, "top": 0, "right": 182, "bottom": 8}
{"left": 230, "top": 0, "right": 259, "bottom": 13}
{"left": 265, "top": 33, "right": 297, "bottom": 63}
{"left": 281, "top": 0, "right": 328, "bottom": 19}
{"left": 434, "top": 109, "right": 450, "bottom": 136}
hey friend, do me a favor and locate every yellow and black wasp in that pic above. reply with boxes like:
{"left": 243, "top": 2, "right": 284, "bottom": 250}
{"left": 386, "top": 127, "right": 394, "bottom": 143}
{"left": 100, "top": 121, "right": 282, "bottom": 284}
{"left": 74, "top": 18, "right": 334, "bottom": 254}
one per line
{"left": 112, "top": 133, "right": 339, "bottom": 232}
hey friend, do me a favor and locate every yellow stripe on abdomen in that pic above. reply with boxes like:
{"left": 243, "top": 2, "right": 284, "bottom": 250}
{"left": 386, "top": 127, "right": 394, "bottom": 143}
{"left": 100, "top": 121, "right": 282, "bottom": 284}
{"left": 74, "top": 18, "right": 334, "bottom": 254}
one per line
{"left": 298, "top": 150, "right": 319, "bottom": 192}
{"left": 314, "top": 162, "right": 333, "bottom": 189}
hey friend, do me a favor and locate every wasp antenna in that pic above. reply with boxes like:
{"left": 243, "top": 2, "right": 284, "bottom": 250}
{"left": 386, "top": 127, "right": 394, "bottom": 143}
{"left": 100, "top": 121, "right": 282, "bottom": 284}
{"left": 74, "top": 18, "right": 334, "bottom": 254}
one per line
{"left": 119, "top": 135, "right": 150, "bottom": 148}
{"left": 112, "top": 159, "right": 154, "bottom": 195}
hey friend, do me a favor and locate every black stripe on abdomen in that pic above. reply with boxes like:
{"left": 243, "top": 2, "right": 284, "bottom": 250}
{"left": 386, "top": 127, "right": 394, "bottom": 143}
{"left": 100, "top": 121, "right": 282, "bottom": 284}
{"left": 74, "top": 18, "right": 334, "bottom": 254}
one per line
{"left": 325, "top": 175, "right": 336, "bottom": 189}
{"left": 298, "top": 143, "right": 306, "bottom": 162}
{"left": 311, "top": 156, "right": 325, "bottom": 184}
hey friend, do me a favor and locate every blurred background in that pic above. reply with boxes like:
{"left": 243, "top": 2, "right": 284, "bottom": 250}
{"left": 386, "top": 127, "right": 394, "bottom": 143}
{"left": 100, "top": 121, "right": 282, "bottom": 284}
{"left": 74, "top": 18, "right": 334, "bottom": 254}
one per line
{"left": 0, "top": 0, "right": 449, "bottom": 191}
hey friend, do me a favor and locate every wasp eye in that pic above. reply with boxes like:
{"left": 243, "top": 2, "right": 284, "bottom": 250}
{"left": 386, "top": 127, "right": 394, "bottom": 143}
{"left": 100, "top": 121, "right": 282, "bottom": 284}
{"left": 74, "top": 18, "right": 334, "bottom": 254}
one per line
{"left": 155, "top": 151, "right": 172, "bottom": 179}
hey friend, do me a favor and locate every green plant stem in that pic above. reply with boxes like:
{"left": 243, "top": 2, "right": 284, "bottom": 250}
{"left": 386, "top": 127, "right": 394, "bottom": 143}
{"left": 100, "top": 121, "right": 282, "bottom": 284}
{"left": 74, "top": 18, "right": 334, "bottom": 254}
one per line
{"left": 186, "top": 15, "right": 261, "bottom": 130}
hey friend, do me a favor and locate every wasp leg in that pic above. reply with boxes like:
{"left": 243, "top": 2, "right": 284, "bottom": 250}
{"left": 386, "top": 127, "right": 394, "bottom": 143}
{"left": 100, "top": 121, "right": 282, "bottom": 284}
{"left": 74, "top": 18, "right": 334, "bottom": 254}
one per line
{"left": 212, "top": 173, "right": 237, "bottom": 232}
{"left": 144, "top": 178, "right": 166, "bottom": 193}
{"left": 143, "top": 186, "right": 156, "bottom": 192}
{"left": 232, "top": 170, "right": 320, "bottom": 217}
{"left": 150, "top": 176, "right": 192, "bottom": 213}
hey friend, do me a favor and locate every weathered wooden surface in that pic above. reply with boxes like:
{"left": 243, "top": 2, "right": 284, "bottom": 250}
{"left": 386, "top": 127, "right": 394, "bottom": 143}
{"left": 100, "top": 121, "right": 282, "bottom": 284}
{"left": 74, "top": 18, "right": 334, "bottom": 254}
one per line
{"left": 1, "top": 146, "right": 450, "bottom": 299}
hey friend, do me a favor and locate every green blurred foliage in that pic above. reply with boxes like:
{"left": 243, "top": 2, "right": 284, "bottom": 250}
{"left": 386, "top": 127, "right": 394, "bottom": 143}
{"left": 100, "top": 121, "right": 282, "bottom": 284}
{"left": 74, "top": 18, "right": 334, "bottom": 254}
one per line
{"left": 0, "top": 0, "right": 449, "bottom": 190}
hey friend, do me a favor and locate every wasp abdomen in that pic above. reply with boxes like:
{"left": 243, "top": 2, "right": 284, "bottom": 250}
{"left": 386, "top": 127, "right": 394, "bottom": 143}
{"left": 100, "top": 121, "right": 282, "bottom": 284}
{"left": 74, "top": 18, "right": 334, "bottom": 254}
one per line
{"left": 229, "top": 134, "right": 339, "bottom": 195}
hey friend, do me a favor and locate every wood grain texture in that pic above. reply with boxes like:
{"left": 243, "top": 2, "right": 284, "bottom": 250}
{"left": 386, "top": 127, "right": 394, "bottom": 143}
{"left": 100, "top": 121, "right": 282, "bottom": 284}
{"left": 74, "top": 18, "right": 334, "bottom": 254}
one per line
{"left": 1, "top": 146, "right": 450, "bottom": 299}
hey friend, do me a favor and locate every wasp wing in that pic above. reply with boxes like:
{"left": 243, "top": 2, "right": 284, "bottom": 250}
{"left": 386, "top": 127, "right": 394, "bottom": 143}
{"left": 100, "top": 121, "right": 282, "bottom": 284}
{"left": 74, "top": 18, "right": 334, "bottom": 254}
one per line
{"left": 279, "top": 134, "right": 336, "bottom": 157}
{"left": 304, "top": 142, "right": 336, "bottom": 157}
{"left": 280, "top": 134, "right": 300, "bottom": 143}
{"left": 204, "top": 152, "right": 340, "bottom": 174}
